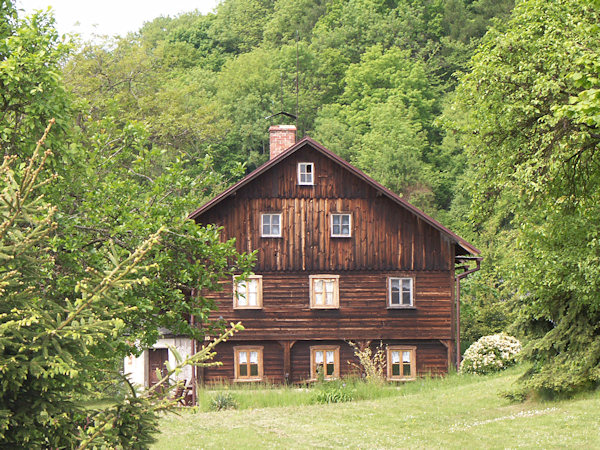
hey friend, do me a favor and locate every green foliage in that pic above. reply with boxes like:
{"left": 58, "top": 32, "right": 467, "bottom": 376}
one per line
{"left": 0, "top": 123, "right": 161, "bottom": 446}
{"left": 312, "top": 380, "right": 355, "bottom": 404}
{"left": 0, "top": 5, "right": 70, "bottom": 159}
{"left": 209, "top": 392, "right": 239, "bottom": 411}
{"left": 451, "top": 0, "right": 600, "bottom": 394}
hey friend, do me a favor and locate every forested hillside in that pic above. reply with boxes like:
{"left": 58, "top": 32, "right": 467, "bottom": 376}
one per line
{"left": 64, "top": 0, "right": 513, "bottom": 216}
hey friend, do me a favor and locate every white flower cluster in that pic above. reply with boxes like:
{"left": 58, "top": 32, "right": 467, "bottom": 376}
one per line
{"left": 460, "top": 333, "right": 522, "bottom": 375}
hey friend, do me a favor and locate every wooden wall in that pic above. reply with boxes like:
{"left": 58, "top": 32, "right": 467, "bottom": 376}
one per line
{"left": 203, "top": 271, "right": 453, "bottom": 341}
{"left": 202, "top": 340, "right": 449, "bottom": 384}
{"left": 196, "top": 145, "right": 454, "bottom": 272}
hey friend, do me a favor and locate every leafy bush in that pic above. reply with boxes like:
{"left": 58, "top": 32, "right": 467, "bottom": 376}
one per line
{"left": 209, "top": 392, "right": 238, "bottom": 411}
{"left": 312, "top": 382, "right": 354, "bottom": 404}
{"left": 460, "top": 333, "right": 521, "bottom": 375}
{"left": 347, "top": 341, "right": 386, "bottom": 384}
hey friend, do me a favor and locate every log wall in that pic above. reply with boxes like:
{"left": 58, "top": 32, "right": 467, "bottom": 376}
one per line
{"left": 202, "top": 340, "right": 449, "bottom": 384}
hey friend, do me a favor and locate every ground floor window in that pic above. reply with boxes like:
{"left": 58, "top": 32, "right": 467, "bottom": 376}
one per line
{"left": 234, "top": 346, "right": 264, "bottom": 381}
{"left": 310, "top": 345, "right": 340, "bottom": 380}
{"left": 387, "top": 346, "right": 416, "bottom": 380}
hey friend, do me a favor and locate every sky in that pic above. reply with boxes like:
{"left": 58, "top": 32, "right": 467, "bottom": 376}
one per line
{"left": 16, "top": 0, "right": 222, "bottom": 40}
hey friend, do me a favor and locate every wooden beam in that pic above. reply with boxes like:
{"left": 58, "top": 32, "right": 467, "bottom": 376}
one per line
{"left": 279, "top": 340, "right": 296, "bottom": 383}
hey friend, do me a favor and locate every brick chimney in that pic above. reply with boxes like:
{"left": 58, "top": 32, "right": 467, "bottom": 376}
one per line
{"left": 269, "top": 124, "right": 296, "bottom": 159}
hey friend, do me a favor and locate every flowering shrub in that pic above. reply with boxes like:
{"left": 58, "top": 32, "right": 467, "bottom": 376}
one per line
{"left": 460, "top": 333, "right": 522, "bottom": 375}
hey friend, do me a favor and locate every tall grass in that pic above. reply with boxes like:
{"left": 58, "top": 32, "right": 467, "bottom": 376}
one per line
{"left": 191, "top": 369, "right": 502, "bottom": 412}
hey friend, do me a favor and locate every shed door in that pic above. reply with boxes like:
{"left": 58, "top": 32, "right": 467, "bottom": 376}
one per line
{"left": 148, "top": 348, "right": 169, "bottom": 387}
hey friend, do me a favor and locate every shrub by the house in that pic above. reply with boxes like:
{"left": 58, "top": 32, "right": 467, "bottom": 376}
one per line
{"left": 460, "top": 333, "right": 521, "bottom": 375}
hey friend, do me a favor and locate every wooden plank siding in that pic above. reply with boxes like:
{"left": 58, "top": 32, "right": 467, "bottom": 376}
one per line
{"left": 201, "top": 340, "right": 448, "bottom": 384}
{"left": 196, "top": 146, "right": 455, "bottom": 273}
{"left": 203, "top": 271, "right": 453, "bottom": 341}
{"left": 193, "top": 141, "right": 463, "bottom": 381}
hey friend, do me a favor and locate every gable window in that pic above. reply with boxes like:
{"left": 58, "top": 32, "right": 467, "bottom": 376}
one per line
{"left": 234, "top": 346, "right": 264, "bottom": 381}
{"left": 310, "top": 346, "right": 340, "bottom": 380}
{"left": 331, "top": 213, "right": 351, "bottom": 237}
{"left": 387, "top": 346, "right": 416, "bottom": 380}
{"left": 388, "top": 277, "right": 414, "bottom": 307}
{"left": 309, "top": 275, "right": 340, "bottom": 309}
{"left": 261, "top": 213, "right": 282, "bottom": 237}
{"left": 233, "top": 275, "right": 263, "bottom": 309}
{"left": 298, "top": 162, "right": 314, "bottom": 185}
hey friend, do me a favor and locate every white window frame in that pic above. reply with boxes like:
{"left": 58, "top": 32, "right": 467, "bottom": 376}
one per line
{"left": 297, "top": 162, "right": 314, "bottom": 185}
{"left": 330, "top": 213, "right": 351, "bottom": 237}
{"left": 233, "top": 275, "right": 263, "bottom": 309}
{"left": 261, "top": 213, "right": 282, "bottom": 237}
{"left": 388, "top": 277, "right": 414, "bottom": 308}
{"left": 234, "top": 346, "right": 264, "bottom": 382}
{"left": 387, "top": 346, "right": 416, "bottom": 381}
{"left": 310, "top": 345, "right": 340, "bottom": 380}
{"left": 309, "top": 275, "right": 340, "bottom": 309}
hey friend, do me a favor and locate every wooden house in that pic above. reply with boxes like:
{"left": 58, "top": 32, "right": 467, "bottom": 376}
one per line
{"left": 184, "top": 125, "right": 480, "bottom": 384}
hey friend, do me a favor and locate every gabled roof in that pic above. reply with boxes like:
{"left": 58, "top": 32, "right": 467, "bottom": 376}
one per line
{"left": 189, "top": 137, "right": 480, "bottom": 256}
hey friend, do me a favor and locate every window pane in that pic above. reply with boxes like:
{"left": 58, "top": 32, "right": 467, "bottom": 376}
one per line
{"left": 238, "top": 351, "right": 247, "bottom": 364}
{"left": 315, "top": 351, "right": 323, "bottom": 364}
{"left": 250, "top": 351, "right": 258, "bottom": 364}
{"left": 326, "top": 351, "right": 334, "bottom": 364}
{"left": 392, "top": 364, "right": 400, "bottom": 376}
{"left": 237, "top": 281, "right": 247, "bottom": 305}
{"left": 341, "top": 224, "right": 350, "bottom": 235}
{"left": 326, "top": 363, "right": 334, "bottom": 375}
{"left": 315, "top": 293, "right": 323, "bottom": 305}
{"left": 342, "top": 215, "right": 349, "bottom": 225}
{"left": 248, "top": 292, "right": 257, "bottom": 306}
{"left": 305, "top": 164, "right": 312, "bottom": 174}
{"left": 325, "top": 292, "right": 333, "bottom": 305}
{"left": 391, "top": 351, "right": 400, "bottom": 364}
{"left": 240, "top": 364, "right": 247, "bottom": 376}
{"left": 272, "top": 215, "right": 280, "bottom": 225}
{"left": 403, "top": 363, "right": 411, "bottom": 377}
{"left": 250, "top": 364, "right": 258, "bottom": 376}
{"left": 272, "top": 224, "right": 280, "bottom": 235}
{"left": 262, "top": 223, "right": 270, "bottom": 235}
{"left": 402, "top": 351, "right": 411, "bottom": 363}
{"left": 314, "top": 279, "right": 323, "bottom": 293}
{"left": 333, "top": 215, "right": 340, "bottom": 226}
{"left": 402, "top": 279, "right": 412, "bottom": 291}
{"left": 402, "top": 292, "right": 411, "bottom": 305}
{"left": 325, "top": 280, "right": 334, "bottom": 293}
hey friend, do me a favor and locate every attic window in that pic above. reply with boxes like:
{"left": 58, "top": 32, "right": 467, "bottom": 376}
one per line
{"left": 261, "top": 213, "right": 282, "bottom": 237}
{"left": 298, "top": 162, "right": 314, "bottom": 185}
{"left": 331, "top": 214, "right": 351, "bottom": 237}
{"left": 388, "top": 277, "right": 414, "bottom": 307}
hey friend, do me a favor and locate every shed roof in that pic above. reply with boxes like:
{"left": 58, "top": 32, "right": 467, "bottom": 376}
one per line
{"left": 189, "top": 136, "right": 480, "bottom": 256}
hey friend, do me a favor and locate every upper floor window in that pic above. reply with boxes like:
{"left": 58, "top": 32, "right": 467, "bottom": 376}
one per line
{"left": 387, "top": 346, "right": 416, "bottom": 380}
{"left": 233, "top": 275, "right": 263, "bottom": 309}
{"left": 309, "top": 275, "right": 340, "bottom": 309}
{"left": 310, "top": 345, "right": 340, "bottom": 380}
{"left": 298, "top": 162, "right": 314, "bottom": 185}
{"left": 261, "top": 213, "right": 282, "bottom": 237}
{"left": 331, "top": 213, "right": 351, "bottom": 237}
{"left": 234, "top": 346, "right": 264, "bottom": 381}
{"left": 388, "top": 277, "right": 414, "bottom": 307}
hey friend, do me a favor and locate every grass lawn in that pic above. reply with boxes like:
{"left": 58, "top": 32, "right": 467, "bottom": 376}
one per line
{"left": 152, "top": 367, "right": 600, "bottom": 449}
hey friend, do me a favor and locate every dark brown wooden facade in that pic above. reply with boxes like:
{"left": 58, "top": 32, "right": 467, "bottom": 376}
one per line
{"left": 190, "top": 137, "right": 478, "bottom": 384}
